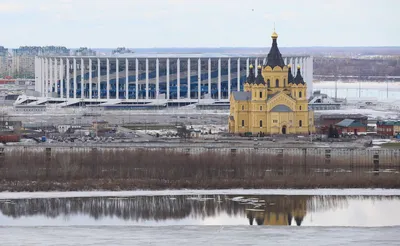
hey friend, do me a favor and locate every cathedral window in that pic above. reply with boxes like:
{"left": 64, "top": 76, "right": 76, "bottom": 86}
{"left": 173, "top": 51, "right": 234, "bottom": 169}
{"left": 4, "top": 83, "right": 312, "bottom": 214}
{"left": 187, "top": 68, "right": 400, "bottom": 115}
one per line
{"left": 299, "top": 120, "right": 302, "bottom": 127}
{"left": 242, "top": 105, "right": 244, "bottom": 110}
{"left": 299, "top": 91, "right": 302, "bottom": 98}
{"left": 276, "top": 79, "right": 279, "bottom": 87}
{"left": 260, "top": 120, "right": 263, "bottom": 127}
{"left": 259, "top": 91, "right": 262, "bottom": 98}
{"left": 299, "top": 106, "right": 302, "bottom": 110}
{"left": 242, "top": 120, "right": 245, "bottom": 127}
{"left": 267, "top": 79, "right": 270, "bottom": 87}
{"left": 260, "top": 106, "right": 262, "bottom": 111}
{"left": 254, "top": 92, "right": 257, "bottom": 98}
{"left": 273, "top": 120, "right": 278, "bottom": 123}
{"left": 284, "top": 79, "right": 286, "bottom": 85}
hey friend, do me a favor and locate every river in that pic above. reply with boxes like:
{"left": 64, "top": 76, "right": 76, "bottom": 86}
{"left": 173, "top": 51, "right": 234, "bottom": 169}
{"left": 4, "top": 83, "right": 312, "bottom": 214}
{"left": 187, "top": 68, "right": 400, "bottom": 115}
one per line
{"left": 0, "top": 189, "right": 399, "bottom": 245}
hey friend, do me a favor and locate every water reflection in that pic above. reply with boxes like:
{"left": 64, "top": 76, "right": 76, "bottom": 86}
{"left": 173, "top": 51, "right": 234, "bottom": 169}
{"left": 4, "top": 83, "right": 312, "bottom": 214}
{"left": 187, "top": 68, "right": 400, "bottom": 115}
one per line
{"left": 0, "top": 195, "right": 399, "bottom": 227}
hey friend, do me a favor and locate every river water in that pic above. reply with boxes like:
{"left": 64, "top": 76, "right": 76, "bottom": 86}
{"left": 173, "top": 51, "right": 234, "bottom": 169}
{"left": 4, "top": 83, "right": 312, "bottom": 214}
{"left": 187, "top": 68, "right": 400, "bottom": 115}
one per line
{"left": 0, "top": 190, "right": 399, "bottom": 245}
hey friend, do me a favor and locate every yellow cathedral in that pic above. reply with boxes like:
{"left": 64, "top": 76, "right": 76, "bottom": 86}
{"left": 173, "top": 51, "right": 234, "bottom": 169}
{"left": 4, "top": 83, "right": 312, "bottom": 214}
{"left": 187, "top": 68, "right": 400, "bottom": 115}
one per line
{"left": 228, "top": 30, "right": 315, "bottom": 135}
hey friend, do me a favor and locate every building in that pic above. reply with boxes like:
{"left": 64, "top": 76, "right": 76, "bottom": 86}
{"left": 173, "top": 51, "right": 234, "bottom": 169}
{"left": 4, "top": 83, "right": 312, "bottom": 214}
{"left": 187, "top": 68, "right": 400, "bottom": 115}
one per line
{"left": 377, "top": 121, "right": 400, "bottom": 137}
{"left": 12, "top": 46, "right": 70, "bottom": 79}
{"left": 308, "top": 90, "right": 341, "bottom": 110}
{"left": 73, "top": 47, "right": 96, "bottom": 56}
{"left": 0, "top": 46, "right": 9, "bottom": 78}
{"left": 17, "top": 47, "right": 313, "bottom": 107}
{"left": 335, "top": 119, "right": 367, "bottom": 135}
{"left": 228, "top": 31, "right": 315, "bottom": 135}
{"left": 317, "top": 114, "right": 368, "bottom": 127}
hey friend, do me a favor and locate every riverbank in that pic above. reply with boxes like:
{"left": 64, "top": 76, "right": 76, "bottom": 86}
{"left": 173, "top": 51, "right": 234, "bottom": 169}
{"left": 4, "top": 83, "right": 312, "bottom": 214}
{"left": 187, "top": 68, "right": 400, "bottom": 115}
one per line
{"left": 0, "top": 148, "right": 399, "bottom": 191}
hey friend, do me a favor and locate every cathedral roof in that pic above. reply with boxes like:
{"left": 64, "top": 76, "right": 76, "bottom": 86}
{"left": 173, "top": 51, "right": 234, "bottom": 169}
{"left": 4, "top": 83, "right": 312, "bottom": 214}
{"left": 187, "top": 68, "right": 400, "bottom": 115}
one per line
{"left": 293, "top": 65, "right": 305, "bottom": 85}
{"left": 266, "top": 31, "right": 285, "bottom": 68}
{"left": 288, "top": 65, "right": 294, "bottom": 84}
{"left": 255, "top": 65, "right": 265, "bottom": 85}
{"left": 232, "top": 91, "right": 251, "bottom": 101}
{"left": 246, "top": 64, "right": 255, "bottom": 84}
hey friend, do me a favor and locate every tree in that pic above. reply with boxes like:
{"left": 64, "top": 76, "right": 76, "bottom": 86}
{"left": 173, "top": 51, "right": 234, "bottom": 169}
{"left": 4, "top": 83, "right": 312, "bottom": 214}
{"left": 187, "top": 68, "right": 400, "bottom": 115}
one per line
{"left": 177, "top": 125, "right": 190, "bottom": 140}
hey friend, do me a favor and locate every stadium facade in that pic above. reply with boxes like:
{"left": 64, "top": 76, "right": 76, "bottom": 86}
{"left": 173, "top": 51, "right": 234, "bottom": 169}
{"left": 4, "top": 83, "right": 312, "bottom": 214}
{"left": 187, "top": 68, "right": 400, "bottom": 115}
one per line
{"left": 16, "top": 54, "right": 313, "bottom": 107}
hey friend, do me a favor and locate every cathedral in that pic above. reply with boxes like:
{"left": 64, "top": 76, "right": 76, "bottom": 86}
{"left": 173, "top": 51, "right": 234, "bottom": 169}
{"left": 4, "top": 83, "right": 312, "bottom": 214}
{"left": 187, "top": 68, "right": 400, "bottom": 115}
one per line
{"left": 228, "top": 30, "right": 315, "bottom": 135}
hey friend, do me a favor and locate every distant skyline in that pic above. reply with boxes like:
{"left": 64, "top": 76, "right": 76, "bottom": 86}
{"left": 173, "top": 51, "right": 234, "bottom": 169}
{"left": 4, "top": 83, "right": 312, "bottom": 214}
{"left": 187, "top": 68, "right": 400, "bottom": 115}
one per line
{"left": 1, "top": 0, "right": 398, "bottom": 48}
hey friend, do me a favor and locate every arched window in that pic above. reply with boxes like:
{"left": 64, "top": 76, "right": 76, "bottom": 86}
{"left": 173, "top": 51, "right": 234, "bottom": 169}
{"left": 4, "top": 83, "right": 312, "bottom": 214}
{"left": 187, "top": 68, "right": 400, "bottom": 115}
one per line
{"left": 260, "top": 120, "right": 263, "bottom": 127}
{"left": 299, "top": 120, "right": 302, "bottom": 127}
{"left": 242, "top": 120, "right": 245, "bottom": 127}
{"left": 260, "top": 106, "right": 262, "bottom": 111}
{"left": 267, "top": 79, "right": 270, "bottom": 87}
{"left": 242, "top": 105, "right": 244, "bottom": 110}
{"left": 276, "top": 79, "right": 279, "bottom": 87}
{"left": 299, "top": 91, "right": 302, "bottom": 98}
{"left": 299, "top": 106, "right": 302, "bottom": 110}
{"left": 259, "top": 91, "right": 262, "bottom": 98}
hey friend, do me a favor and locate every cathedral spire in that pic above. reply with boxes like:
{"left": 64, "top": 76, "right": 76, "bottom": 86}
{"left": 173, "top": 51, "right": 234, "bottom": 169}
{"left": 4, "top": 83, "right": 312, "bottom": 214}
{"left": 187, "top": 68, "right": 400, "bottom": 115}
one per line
{"left": 266, "top": 30, "right": 285, "bottom": 68}
{"left": 246, "top": 64, "right": 255, "bottom": 84}
{"left": 294, "top": 65, "right": 305, "bottom": 85}
{"left": 288, "top": 65, "right": 294, "bottom": 84}
{"left": 255, "top": 65, "right": 265, "bottom": 85}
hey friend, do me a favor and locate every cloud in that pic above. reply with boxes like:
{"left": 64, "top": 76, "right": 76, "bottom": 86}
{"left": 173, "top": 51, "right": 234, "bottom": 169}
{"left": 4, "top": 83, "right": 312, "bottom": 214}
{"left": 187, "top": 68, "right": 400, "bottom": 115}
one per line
{"left": 0, "top": 2, "right": 25, "bottom": 13}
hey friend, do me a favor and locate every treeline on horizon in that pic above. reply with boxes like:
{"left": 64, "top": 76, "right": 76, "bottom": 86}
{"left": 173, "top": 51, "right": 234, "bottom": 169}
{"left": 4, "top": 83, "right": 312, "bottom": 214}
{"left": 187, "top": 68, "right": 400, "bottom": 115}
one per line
{"left": 0, "top": 149, "right": 399, "bottom": 191}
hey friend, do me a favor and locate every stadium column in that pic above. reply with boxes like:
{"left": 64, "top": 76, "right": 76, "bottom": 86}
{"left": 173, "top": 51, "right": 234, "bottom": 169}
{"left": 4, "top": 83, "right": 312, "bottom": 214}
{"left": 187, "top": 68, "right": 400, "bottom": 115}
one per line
{"left": 73, "top": 58, "right": 77, "bottom": 99}
{"left": 60, "top": 58, "right": 63, "bottom": 99}
{"left": 255, "top": 58, "right": 258, "bottom": 76}
{"left": 66, "top": 58, "right": 70, "bottom": 99}
{"left": 177, "top": 58, "right": 180, "bottom": 100}
{"left": 40, "top": 58, "right": 44, "bottom": 97}
{"left": 218, "top": 58, "right": 221, "bottom": 100}
{"left": 53, "top": 58, "right": 58, "bottom": 97}
{"left": 125, "top": 58, "right": 129, "bottom": 100}
{"left": 246, "top": 58, "right": 249, "bottom": 76}
{"left": 135, "top": 58, "right": 139, "bottom": 100}
{"left": 116, "top": 58, "right": 119, "bottom": 100}
{"left": 208, "top": 58, "right": 211, "bottom": 96}
{"left": 44, "top": 58, "right": 48, "bottom": 97}
{"left": 97, "top": 58, "right": 101, "bottom": 100}
{"left": 166, "top": 58, "right": 170, "bottom": 100}
{"left": 156, "top": 58, "right": 159, "bottom": 100}
{"left": 237, "top": 58, "right": 240, "bottom": 92}
{"left": 89, "top": 58, "right": 92, "bottom": 99}
{"left": 228, "top": 58, "right": 231, "bottom": 97}
{"left": 187, "top": 58, "right": 190, "bottom": 100}
{"left": 106, "top": 58, "right": 110, "bottom": 100}
{"left": 49, "top": 58, "right": 53, "bottom": 96}
{"left": 145, "top": 58, "right": 149, "bottom": 100}
{"left": 197, "top": 58, "right": 201, "bottom": 100}
{"left": 81, "top": 58, "right": 84, "bottom": 99}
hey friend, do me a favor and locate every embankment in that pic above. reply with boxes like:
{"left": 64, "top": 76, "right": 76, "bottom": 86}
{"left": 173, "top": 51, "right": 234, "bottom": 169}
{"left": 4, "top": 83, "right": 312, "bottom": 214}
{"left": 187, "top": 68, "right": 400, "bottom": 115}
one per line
{"left": 0, "top": 148, "right": 399, "bottom": 191}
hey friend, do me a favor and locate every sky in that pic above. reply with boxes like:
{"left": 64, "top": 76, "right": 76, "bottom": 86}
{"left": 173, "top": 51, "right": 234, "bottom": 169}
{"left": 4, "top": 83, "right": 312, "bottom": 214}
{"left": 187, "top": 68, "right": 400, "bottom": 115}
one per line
{"left": 1, "top": 0, "right": 399, "bottom": 48}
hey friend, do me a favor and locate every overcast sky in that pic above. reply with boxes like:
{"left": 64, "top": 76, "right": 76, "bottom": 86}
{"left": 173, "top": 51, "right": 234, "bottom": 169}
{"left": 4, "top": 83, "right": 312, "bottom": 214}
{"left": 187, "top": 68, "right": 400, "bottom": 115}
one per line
{"left": 1, "top": 0, "right": 398, "bottom": 48}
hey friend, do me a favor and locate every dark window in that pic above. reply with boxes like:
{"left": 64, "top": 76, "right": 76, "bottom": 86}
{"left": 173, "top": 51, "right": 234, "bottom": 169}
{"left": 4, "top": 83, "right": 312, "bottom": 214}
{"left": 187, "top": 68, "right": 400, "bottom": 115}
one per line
{"left": 267, "top": 79, "right": 270, "bottom": 87}
{"left": 259, "top": 91, "right": 262, "bottom": 98}
{"left": 242, "top": 120, "right": 245, "bottom": 127}
{"left": 299, "top": 91, "right": 302, "bottom": 98}
{"left": 276, "top": 79, "right": 279, "bottom": 87}
{"left": 260, "top": 120, "right": 263, "bottom": 127}
{"left": 299, "top": 106, "right": 302, "bottom": 110}
{"left": 284, "top": 78, "right": 286, "bottom": 85}
{"left": 299, "top": 120, "right": 302, "bottom": 127}
{"left": 260, "top": 106, "right": 262, "bottom": 111}
{"left": 242, "top": 105, "right": 244, "bottom": 110}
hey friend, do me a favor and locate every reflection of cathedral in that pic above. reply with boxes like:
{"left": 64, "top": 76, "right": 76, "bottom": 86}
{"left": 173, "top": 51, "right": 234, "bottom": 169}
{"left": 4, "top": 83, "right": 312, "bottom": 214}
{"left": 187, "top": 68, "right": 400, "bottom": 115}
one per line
{"left": 246, "top": 196, "right": 307, "bottom": 226}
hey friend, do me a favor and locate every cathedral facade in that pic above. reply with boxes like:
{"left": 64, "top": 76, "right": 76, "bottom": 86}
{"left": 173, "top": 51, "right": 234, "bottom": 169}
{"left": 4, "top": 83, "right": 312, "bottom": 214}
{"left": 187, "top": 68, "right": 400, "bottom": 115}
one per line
{"left": 228, "top": 31, "right": 315, "bottom": 135}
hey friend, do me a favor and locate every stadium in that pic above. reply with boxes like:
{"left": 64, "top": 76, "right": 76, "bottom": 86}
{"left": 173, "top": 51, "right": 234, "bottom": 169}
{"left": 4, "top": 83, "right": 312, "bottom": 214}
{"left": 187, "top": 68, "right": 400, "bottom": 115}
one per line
{"left": 16, "top": 53, "right": 313, "bottom": 108}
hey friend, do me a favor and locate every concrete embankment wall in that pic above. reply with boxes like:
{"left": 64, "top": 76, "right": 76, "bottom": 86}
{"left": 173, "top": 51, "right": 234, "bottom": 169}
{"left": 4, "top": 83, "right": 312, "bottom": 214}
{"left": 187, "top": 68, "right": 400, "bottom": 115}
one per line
{"left": 1, "top": 145, "right": 399, "bottom": 167}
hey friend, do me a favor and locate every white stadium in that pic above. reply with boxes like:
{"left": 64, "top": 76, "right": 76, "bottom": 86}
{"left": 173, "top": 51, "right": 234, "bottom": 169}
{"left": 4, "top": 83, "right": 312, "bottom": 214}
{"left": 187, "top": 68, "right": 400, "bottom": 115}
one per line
{"left": 15, "top": 54, "right": 313, "bottom": 108}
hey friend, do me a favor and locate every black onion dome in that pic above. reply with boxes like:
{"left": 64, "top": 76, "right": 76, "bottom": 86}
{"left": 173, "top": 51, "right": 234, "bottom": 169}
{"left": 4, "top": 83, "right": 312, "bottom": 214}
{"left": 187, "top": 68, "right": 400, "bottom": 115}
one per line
{"left": 246, "top": 64, "right": 255, "bottom": 84}
{"left": 255, "top": 65, "right": 265, "bottom": 85}
{"left": 266, "top": 31, "right": 285, "bottom": 68}
{"left": 294, "top": 66, "right": 305, "bottom": 85}
{"left": 288, "top": 65, "right": 294, "bottom": 84}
